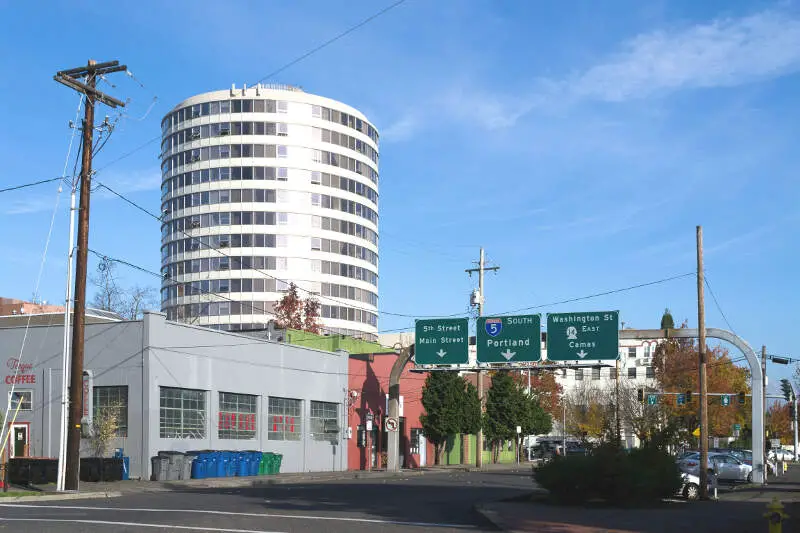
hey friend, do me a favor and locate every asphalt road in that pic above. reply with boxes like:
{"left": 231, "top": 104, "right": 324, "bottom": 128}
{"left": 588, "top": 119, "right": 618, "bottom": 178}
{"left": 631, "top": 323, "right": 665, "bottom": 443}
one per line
{"left": 0, "top": 468, "right": 534, "bottom": 532}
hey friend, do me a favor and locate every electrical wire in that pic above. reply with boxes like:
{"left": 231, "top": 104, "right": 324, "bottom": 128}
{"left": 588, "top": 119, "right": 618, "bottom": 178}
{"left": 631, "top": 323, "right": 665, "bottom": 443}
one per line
{"left": 704, "top": 276, "right": 736, "bottom": 335}
{"left": 0, "top": 177, "right": 64, "bottom": 194}
{"left": 250, "top": 0, "right": 408, "bottom": 87}
{"left": 0, "top": 95, "right": 84, "bottom": 455}
{"left": 92, "top": 1, "right": 407, "bottom": 177}
{"left": 94, "top": 182, "right": 451, "bottom": 319}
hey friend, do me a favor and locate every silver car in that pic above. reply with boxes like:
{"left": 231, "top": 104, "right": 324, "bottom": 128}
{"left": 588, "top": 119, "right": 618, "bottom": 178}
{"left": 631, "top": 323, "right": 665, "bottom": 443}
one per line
{"left": 678, "top": 452, "right": 753, "bottom": 483}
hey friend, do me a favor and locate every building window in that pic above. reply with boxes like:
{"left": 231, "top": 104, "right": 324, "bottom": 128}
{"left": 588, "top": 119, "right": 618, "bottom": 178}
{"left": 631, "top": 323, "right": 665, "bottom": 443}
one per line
{"left": 410, "top": 428, "right": 423, "bottom": 455}
{"left": 159, "top": 387, "right": 207, "bottom": 439}
{"left": 575, "top": 368, "right": 584, "bottom": 381}
{"left": 277, "top": 100, "right": 288, "bottom": 114}
{"left": 93, "top": 386, "right": 128, "bottom": 437}
{"left": 628, "top": 347, "right": 637, "bottom": 358}
{"left": 311, "top": 193, "right": 321, "bottom": 206}
{"left": 278, "top": 167, "right": 288, "bottom": 181}
{"left": 277, "top": 145, "right": 288, "bottom": 158}
{"left": 311, "top": 171, "right": 321, "bottom": 184}
{"left": 218, "top": 392, "right": 257, "bottom": 440}
{"left": 268, "top": 397, "right": 302, "bottom": 441}
{"left": 277, "top": 213, "right": 289, "bottom": 225}
{"left": 646, "top": 366, "right": 655, "bottom": 379}
{"left": 310, "top": 401, "right": 339, "bottom": 441}
{"left": 8, "top": 391, "right": 32, "bottom": 411}
{"left": 591, "top": 367, "right": 601, "bottom": 380}
{"left": 609, "top": 368, "right": 617, "bottom": 380}
{"left": 628, "top": 367, "right": 637, "bottom": 379}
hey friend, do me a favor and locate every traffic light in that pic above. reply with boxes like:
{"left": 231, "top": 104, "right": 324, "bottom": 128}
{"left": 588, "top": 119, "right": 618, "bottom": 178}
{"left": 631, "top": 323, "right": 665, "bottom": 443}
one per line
{"left": 738, "top": 391, "right": 746, "bottom": 404}
{"left": 781, "top": 379, "right": 794, "bottom": 402}
{"left": 686, "top": 390, "right": 692, "bottom": 403}
{"left": 637, "top": 389, "right": 644, "bottom": 403}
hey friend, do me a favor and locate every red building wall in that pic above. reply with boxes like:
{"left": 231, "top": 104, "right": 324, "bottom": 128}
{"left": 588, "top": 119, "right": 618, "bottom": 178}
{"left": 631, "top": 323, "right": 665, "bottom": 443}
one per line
{"left": 347, "top": 353, "right": 433, "bottom": 470}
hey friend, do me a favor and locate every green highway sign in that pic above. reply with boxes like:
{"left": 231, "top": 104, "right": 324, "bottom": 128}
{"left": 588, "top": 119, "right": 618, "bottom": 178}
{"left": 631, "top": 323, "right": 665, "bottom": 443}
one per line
{"left": 415, "top": 318, "right": 469, "bottom": 365}
{"left": 721, "top": 395, "right": 730, "bottom": 407}
{"left": 647, "top": 394, "right": 658, "bottom": 405}
{"left": 733, "top": 423, "right": 742, "bottom": 431}
{"left": 477, "top": 315, "right": 541, "bottom": 363}
{"left": 546, "top": 311, "right": 619, "bottom": 361}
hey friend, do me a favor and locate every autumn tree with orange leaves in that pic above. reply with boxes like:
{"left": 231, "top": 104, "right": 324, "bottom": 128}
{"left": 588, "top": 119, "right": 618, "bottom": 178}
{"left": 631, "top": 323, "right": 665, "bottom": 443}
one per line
{"left": 766, "top": 402, "right": 792, "bottom": 442}
{"left": 653, "top": 326, "right": 750, "bottom": 438}
{"left": 274, "top": 283, "right": 323, "bottom": 333}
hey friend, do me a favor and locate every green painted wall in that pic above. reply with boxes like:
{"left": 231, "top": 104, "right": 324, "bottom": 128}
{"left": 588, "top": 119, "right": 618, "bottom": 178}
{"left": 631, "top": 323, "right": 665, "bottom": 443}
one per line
{"left": 285, "top": 329, "right": 390, "bottom": 354}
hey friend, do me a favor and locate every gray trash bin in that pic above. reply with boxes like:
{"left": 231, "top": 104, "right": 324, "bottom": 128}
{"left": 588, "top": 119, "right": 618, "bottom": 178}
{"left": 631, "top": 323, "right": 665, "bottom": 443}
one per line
{"left": 167, "top": 454, "right": 183, "bottom": 481}
{"left": 181, "top": 455, "right": 195, "bottom": 480}
{"left": 151, "top": 456, "right": 169, "bottom": 481}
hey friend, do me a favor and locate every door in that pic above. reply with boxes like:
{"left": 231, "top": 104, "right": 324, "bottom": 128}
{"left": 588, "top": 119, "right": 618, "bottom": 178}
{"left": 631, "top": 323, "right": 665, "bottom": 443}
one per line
{"left": 12, "top": 425, "right": 28, "bottom": 458}
{"left": 418, "top": 432, "right": 427, "bottom": 467}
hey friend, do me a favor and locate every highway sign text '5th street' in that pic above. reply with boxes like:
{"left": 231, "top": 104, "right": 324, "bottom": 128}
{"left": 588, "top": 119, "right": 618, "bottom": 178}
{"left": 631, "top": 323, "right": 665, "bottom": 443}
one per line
{"left": 415, "top": 318, "right": 469, "bottom": 365}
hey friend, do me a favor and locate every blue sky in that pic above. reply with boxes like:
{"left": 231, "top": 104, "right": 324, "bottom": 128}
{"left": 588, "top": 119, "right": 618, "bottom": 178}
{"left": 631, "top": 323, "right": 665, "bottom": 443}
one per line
{"left": 1, "top": 0, "right": 798, "bottom": 391}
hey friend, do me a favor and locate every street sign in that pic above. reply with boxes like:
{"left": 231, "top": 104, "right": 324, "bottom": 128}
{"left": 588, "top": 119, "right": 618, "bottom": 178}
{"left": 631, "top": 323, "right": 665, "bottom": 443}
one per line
{"left": 477, "top": 314, "right": 541, "bottom": 363}
{"left": 647, "top": 394, "right": 658, "bottom": 405}
{"left": 677, "top": 394, "right": 686, "bottom": 405}
{"left": 546, "top": 311, "right": 619, "bottom": 361}
{"left": 721, "top": 395, "right": 730, "bottom": 406}
{"left": 733, "top": 423, "right": 741, "bottom": 431}
{"left": 386, "top": 417, "right": 399, "bottom": 432}
{"left": 414, "top": 318, "right": 469, "bottom": 365}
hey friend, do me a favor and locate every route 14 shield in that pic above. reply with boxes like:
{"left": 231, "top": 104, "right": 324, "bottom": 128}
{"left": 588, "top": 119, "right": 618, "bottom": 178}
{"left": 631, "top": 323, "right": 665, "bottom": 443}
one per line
{"left": 485, "top": 318, "right": 503, "bottom": 337}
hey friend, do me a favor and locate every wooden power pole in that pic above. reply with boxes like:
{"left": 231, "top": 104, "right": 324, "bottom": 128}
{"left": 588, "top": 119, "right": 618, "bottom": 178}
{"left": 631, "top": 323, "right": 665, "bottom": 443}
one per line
{"left": 466, "top": 248, "right": 499, "bottom": 469}
{"left": 696, "top": 226, "right": 709, "bottom": 500}
{"left": 54, "top": 60, "right": 126, "bottom": 491}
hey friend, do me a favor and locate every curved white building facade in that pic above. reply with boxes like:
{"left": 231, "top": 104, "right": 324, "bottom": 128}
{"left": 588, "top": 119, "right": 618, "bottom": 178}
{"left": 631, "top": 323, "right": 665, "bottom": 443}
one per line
{"left": 160, "top": 84, "right": 379, "bottom": 340}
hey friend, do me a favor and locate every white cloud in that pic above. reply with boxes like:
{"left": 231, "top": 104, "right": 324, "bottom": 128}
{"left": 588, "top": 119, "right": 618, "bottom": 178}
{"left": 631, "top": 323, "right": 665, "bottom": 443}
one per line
{"left": 442, "top": 9, "right": 800, "bottom": 129}
{"left": 571, "top": 10, "right": 800, "bottom": 102}
{"left": 381, "top": 114, "right": 422, "bottom": 141}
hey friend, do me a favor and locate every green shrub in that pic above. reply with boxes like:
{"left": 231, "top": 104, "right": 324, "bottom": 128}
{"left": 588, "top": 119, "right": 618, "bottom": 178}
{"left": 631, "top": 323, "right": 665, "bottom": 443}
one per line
{"left": 533, "top": 444, "right": 683, "bottom": 506}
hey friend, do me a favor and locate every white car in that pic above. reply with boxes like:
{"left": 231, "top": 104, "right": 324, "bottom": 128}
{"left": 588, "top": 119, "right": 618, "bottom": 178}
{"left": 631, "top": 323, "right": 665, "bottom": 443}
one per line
{"left": 769, "top": 448, "right": 795, "bottom": 462}
{"left": 679, "top": 472, "right": 715, "bottom": 500}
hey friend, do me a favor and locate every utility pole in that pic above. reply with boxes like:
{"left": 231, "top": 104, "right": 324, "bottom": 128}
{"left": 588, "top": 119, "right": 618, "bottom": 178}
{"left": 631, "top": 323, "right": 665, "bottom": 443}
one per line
{"left": 762, "top": 345, "right": 768, "bottom": 482}
{"left": 696, "top": 226, "right": 709, "bottom": 500}
{"left": 793, "top": 389, "right": 798, "bottom": 462}
{"left": 615, "top": 357, "right": 621, "bottom": 445}
{"left": 54, "top": 60, "right": 126, "bottom": 491}
{"left": 466, "top": 248, "right": 499, "bottom": 469}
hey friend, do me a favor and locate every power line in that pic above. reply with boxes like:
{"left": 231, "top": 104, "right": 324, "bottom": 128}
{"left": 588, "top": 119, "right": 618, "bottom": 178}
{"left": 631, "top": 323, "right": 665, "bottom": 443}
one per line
{"left": 91, "top": 1, "right": 407, "bottom": 178}
{"left": 250, "top": 0, "right": 408, "bottom": 87}
{"left": 704, "top": 276, "right": 736, "bottom": 334}
{"left": 94, "top": 181, "right": 449, "bottom": 319}
{"left": 496, "top": 272, "right": 696, "bottom": 316}
{"left": 0, "top": 177, "right": 64, "bottom": 194}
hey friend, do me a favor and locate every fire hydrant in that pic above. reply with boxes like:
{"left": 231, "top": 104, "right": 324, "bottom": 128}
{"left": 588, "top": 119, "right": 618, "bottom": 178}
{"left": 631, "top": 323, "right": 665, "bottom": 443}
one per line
{"left": 764, "top": 497, "right": 789, "bottom": 533}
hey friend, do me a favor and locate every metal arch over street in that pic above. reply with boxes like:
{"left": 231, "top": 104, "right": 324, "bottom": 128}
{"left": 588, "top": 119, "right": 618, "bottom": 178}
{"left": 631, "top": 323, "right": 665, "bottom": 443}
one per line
{"left": 620, "top": 327, "right": 765, "bottom": 484}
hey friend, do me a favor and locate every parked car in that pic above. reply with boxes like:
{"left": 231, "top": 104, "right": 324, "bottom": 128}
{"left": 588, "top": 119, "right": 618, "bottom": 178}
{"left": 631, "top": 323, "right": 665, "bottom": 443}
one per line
{"left": 679, "top": 472, "right": 715, "bottom": 500}
{"left": 678, "top": 452, "right": 753, "bottom": 483}
{"left": 769, "top": 448, "right": 794, "bottom": 462}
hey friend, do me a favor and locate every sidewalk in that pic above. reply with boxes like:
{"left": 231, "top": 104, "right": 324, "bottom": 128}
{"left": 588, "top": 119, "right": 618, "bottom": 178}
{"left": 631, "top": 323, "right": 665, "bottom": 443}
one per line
{"left": 476, "top": 465, "right": 800, "bottom": 533}
{"left": 29, "top": 463, "right": 524, "bottom": 496}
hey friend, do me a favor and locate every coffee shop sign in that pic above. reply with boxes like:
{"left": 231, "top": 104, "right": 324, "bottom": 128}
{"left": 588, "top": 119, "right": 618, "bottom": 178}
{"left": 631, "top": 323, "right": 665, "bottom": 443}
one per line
{"left": 5, "top": 358, "right": 36, "bottom": 384}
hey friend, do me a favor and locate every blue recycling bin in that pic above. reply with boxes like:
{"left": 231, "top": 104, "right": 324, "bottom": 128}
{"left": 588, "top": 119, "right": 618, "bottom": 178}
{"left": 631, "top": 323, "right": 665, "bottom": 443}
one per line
{"left": 205, "top": 453, "right": 217, "bottom": 478}
{"left": 192, "top": 455, "right": 206, "bottom": 479}
{"left": 216, "top": 452, "right": 227, "bottom": 478}
{"left": 225, "top": 452, "right": 236, "bottom": 477}
{"left": 236, "top": 453, "right": 249, "bottom": 477}
{"left": 122, "top": 457, "right": 130, "bottom": 480}
{"left": 249, "top": 452, "right": 260, "bottom": 476}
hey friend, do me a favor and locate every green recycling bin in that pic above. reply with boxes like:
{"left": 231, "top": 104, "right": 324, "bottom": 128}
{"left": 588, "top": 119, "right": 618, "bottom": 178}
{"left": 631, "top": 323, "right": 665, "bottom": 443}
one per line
{"left": 259, "top": 453, "right": 272, "bottom": 475}
{"left": 273, "top": 453, "right": 283, "bottom": 475}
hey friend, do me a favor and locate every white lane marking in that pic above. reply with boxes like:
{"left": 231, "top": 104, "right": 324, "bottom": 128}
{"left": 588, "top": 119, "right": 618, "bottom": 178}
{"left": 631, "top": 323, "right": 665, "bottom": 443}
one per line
{"left": 0, "top": 517, "right": 282, "bottom": 533}
{"left": 0, "top": 503, "right": 476, "bottom": 529}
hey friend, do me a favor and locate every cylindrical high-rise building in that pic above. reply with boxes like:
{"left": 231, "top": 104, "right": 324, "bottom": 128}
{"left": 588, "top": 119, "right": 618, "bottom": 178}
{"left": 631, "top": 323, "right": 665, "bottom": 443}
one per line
{"left": 159, "top": 84, "right": 379, "bottom": 340}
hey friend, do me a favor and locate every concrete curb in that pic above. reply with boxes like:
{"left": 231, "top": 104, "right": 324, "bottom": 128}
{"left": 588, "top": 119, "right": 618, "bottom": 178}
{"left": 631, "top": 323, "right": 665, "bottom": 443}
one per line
{"left": 475, "top": 503, "right": 521, "bottom": 533}
{"left": 1, "top": 491, "right": 122, "bottom": 502}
